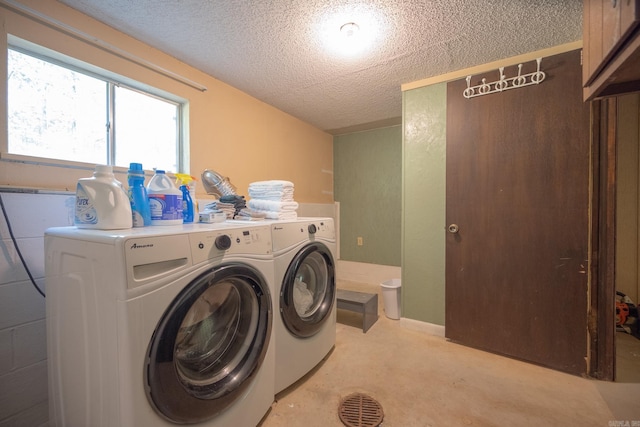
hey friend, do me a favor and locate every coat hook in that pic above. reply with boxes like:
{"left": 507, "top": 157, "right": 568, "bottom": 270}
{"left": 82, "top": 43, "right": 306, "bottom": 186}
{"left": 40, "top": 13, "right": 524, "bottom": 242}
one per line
{"left": 461, "top": 57, "right": 546, "bottom": 99}
{"left": 514, "top": 64, "right": 526, "bottom": 86}
{"left": 463, "top": 76, "right": 474, "bottom": 98}
{"left": 531, "top": 57, "right": 545, "bottom": 83}
{"left": 479, "top": 78, "right": 490, "bottom": 94}
{"left": 496, "top": 67, "right": 507, "bottom": 91}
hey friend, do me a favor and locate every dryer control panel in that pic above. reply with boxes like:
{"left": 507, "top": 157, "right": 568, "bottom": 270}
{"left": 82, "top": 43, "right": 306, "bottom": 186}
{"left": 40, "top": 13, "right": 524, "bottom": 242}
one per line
{"left": 189, "top": 225, "right": 272, "bottom": 265}
{"left": 272, "top": 218, "right": 335, "bottom": 252}
{"left": 309, "top": 219, "right": 335, "bottom": 240}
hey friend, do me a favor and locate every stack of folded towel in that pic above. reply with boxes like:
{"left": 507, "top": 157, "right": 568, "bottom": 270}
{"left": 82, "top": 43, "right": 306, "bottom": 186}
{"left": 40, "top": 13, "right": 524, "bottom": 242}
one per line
{"left": 203, "top": 195, "right": 249, "bottom": 219}
{"left": 203, "top": 200, "right": 235, "bottom": 219}
{"left": 235, "top": 207, "right": 267, "bottom": 220}
{"left": 248, "top": 180, "right": 298, "bottom": 220}
{"left": 220, "top": 195, "right": 247, "bottom": 218}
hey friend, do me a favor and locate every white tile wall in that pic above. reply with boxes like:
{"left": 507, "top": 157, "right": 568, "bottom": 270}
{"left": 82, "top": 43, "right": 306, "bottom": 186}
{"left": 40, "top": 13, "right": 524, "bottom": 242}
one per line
{"left": 0, "top": 191, "right": 74, "bottom": 427}
{"left": 0, "top": 401, "right": 48, "bottom": 427}
{"left": 13, "top": 321, "right": 47, "bottom": 369}
{"left": 0, "top": 330, "right": 11, "bottom": 375}
{"left": 0, "top": 282, "right": 46, "bottom": 331}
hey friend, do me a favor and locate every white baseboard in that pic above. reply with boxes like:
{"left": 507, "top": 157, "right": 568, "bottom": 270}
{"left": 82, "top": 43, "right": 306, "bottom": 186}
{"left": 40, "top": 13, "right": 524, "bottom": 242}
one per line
{"left": 399, "top": 317, "right": 445, "bottom": 337}
{"left": 336, "top": 260, "right": 401, "bottom": 285}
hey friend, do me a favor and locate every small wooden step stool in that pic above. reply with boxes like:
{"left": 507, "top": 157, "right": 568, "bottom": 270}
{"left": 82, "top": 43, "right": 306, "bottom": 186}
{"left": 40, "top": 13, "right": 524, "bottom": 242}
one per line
{"left": 336, "top": 289, "right": 378, "bottom": 333}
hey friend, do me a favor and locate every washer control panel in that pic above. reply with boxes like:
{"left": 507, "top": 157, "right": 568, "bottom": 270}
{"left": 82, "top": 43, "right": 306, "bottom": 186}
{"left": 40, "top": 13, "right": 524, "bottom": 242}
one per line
{"left": 189, "top": 225, "right": 272, "bottom": 264}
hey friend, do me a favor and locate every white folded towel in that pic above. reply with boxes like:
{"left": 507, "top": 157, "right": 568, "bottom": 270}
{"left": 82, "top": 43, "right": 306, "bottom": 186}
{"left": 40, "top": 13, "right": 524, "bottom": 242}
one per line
{"left": 248, "top": 180, "right": 294, "bottom": 190}
{"left": 204, "top": 200, "right": 235, "bottom": 218}
{"left": 248, "top": 188, "right": 294, "bottom": 201}
{"left": 263, "top": 210, "right": 298, "bottom": 220}
{"left": 249, "top": 199, "right": 298, "bottom": 212}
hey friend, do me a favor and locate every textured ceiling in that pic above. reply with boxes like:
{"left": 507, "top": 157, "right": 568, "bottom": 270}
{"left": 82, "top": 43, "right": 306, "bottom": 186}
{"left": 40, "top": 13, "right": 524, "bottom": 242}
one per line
{"left": 57, "top": 0, "right": 583, "bottom": 134}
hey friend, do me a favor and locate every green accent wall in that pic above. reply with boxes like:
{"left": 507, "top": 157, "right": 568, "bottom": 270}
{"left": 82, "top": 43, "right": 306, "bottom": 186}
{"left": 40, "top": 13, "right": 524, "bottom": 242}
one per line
{"left": 334, "top": 126, "right": 402, "bottom": 266}
{"left": 402, "top": 83, "right": 447, "bottom": 325}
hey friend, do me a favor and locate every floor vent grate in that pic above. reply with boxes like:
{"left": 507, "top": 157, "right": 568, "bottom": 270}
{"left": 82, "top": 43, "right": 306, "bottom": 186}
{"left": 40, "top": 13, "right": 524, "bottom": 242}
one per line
{"left": 338, "top": 392, "right": 384, "bottom": 427}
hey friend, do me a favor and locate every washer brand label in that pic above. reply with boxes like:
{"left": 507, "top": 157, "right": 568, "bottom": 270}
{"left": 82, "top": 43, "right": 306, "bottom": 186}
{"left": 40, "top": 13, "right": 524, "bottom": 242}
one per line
{"left": 274, "top": 226, "right": 283, "bottom": 230}
{"left": 130, "top": 243, "right": 154, "bottom": 249}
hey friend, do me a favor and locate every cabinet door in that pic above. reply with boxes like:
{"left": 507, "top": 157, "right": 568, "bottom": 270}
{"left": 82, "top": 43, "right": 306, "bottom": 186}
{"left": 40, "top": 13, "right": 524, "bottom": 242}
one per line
{"left": 621, "top": 0, "right": 640, "bottom": 44}
{"left": 602, "top": 0, "right": 621, "bottom": 56}
{"left": 583, "top": 0, "right": 640, "bottom": 86}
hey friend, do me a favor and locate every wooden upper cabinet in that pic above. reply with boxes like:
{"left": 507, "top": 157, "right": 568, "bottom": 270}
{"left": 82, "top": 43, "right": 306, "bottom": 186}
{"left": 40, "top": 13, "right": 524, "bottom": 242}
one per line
{"left": 583, "top": 0, "right": 640, "bottom": 100}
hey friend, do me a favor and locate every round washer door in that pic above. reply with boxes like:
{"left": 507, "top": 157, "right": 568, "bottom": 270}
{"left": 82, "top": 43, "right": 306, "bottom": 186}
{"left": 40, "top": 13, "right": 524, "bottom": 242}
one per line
{"left": 280, "top": 242, "right": 335, "bottom": 338}
{"left": 145, "top": 264, "right": 271, "bottom": 424}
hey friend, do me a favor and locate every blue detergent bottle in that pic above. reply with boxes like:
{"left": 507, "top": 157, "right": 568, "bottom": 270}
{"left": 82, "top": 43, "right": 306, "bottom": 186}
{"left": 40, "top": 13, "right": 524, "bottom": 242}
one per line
{"left": 179, "top": 184, "right": 194, "bottom": 223}
{"left": 175, "top": 174, "right": 195, "bottom": 223}
{"left": 127, "top": 163, "right": 151, "bottom": 227}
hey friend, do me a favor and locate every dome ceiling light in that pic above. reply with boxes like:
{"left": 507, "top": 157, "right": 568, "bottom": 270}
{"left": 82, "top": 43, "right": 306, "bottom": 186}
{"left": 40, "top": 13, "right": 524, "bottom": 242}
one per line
{"left": 316, "top": 7, "right": 384, "bottom": 59}
{"left": 340, "top": 22, "right": 360, "bottom": 38}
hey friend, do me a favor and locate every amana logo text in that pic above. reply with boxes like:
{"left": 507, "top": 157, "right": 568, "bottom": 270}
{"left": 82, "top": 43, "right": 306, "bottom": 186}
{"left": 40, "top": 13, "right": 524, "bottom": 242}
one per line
{"left": 130, "top": 243, "right": 154, "bottom": 249}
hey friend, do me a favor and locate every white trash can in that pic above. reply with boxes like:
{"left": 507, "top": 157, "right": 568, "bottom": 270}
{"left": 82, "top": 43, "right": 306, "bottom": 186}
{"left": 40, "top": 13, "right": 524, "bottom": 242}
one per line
{"left": 380, "top": 279, "right": 401, "bottom": 320}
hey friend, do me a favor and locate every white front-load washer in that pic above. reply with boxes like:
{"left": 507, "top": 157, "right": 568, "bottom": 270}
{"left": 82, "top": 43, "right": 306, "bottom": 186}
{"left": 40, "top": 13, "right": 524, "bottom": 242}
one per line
{"left": 45, "top": 223, "right": 275, "bottom": 426}
{"left": 271, "top": 218, "right": 337, "bottom": 394}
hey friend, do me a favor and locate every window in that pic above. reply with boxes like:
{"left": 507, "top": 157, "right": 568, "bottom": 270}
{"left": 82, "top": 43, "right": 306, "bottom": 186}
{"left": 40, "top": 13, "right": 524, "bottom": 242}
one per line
{"left": 7, "top": 47, "right": 183, "bottom": 172}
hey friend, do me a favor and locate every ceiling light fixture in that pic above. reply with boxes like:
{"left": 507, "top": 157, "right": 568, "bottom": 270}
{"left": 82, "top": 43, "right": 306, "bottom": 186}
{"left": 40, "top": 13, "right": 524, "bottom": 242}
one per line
{"left": 316, "top": 7, "right": 385, "bottom": 59}
{"left": 340, "top": 22, "right": 359, "bottom": 38}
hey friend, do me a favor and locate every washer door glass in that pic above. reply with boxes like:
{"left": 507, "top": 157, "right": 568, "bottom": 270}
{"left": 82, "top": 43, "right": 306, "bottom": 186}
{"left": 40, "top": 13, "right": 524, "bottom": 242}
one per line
{"left": 280, "top": 242, "right": 335, "bottom": 338}
{"left": 145, "top": 264, "right": 271, "bottom": 424}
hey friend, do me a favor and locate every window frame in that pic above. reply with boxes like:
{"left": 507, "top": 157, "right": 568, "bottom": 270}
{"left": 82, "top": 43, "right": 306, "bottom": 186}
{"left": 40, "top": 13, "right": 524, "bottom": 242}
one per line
{"left": 4, "top": 35, "right": 188, "bottom": 174}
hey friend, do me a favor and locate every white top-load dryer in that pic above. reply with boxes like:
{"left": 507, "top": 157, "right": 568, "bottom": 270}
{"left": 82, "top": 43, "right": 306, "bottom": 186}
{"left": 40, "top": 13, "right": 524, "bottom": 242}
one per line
{"left": 45, "top": 223, "right": 275, "bottom": 427}
{"left": 271, "top": 218, "right": 337, "bottom": 394}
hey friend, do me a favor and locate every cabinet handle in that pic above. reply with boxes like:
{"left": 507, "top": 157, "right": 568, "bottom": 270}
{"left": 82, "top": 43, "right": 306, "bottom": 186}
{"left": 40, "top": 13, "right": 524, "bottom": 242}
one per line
{"left": 612, "top": 0, "right": 617, "bottom": 8}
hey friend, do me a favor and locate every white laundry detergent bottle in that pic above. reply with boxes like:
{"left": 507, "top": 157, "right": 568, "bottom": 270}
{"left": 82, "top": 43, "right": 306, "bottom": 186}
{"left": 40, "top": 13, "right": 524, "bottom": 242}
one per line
{"left": 147, "top": 170, "right": 183, "bottom": 225}
{"left": 74, "top": 164, "right": 133, "bottom": 229}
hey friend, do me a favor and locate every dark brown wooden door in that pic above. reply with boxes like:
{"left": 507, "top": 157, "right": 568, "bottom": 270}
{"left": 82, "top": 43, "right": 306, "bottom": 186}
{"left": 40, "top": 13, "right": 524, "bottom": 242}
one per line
{"left": 445, "top": 50, "right": 591, "bottom": 376}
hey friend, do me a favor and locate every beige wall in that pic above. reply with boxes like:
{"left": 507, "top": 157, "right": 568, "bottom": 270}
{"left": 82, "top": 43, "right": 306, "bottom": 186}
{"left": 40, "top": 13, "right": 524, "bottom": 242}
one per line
{"left": 616, "top": 94, "right": 640, "bottom": 304}
{"left": 0, "top": 0, "right": 334, "bottom": 203}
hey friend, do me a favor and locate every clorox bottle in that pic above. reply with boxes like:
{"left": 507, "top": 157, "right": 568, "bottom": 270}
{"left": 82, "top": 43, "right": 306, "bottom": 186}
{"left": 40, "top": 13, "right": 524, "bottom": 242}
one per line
{"left": 74, "top": 165, "right": 133, "bottom": 230}
{"left": 147, "top": 170, "right": 183, "bottom": 226}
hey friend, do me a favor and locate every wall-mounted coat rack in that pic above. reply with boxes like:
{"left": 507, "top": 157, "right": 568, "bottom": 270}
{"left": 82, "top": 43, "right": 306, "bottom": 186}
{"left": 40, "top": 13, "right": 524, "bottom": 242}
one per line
{"left": 463, "top": 57, "right": 545, "bottom": 99}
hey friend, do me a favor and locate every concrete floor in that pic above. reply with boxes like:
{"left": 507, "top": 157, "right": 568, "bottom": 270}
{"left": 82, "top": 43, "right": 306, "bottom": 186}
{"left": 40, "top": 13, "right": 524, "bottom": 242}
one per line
{"left": 617, "top": 331, "right": 640, "bottom": 383}
{"left": 260, "top": 281, "right": 640, "bottom": 427}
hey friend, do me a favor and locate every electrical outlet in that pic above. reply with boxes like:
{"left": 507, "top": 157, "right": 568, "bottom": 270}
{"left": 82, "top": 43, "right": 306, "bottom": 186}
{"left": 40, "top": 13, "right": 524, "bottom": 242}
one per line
{"left": 357, "top": 237, "right": 363, "bottom": 246}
